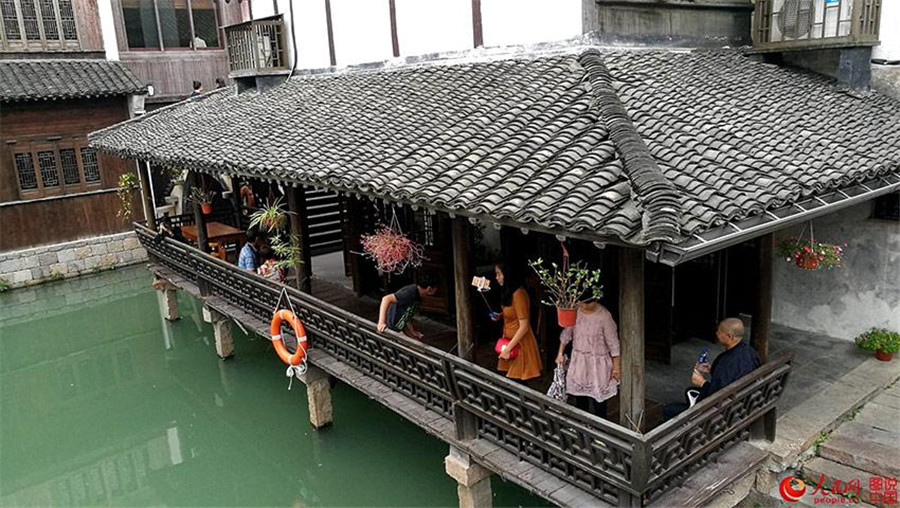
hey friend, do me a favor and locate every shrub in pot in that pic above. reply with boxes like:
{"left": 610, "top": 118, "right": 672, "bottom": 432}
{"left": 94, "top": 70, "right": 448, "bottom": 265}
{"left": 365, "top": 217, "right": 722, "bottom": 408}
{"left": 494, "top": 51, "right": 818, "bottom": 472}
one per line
{"left": 854, "top": 327, "right": 900, "bottom": 362}
{"left": 529, "top": 258, "right": 603, "bottom": 328}
{"left": 190, "top": 187, "right": 217, "bottom": 214}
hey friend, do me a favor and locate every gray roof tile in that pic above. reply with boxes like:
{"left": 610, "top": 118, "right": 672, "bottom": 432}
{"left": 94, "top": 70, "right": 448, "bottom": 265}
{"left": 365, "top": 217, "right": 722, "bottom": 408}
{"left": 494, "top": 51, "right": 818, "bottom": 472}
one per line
{"left": 1, "top": 59, "right": 146, "bottom": 102}
{"left": 91, "top": 47, "right": 900, "bottom": 246}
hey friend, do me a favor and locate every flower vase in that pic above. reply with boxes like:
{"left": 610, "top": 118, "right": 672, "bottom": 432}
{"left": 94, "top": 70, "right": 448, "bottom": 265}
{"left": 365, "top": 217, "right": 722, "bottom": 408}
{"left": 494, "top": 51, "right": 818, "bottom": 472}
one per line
{"left": 875, "top": 349, "right": 893, "bottom": 362}
{"left": 796, "top": 253, "right": 819, "bottom": 270}
{"left": 200, "top": 202, "right": 213, "bottom": 215}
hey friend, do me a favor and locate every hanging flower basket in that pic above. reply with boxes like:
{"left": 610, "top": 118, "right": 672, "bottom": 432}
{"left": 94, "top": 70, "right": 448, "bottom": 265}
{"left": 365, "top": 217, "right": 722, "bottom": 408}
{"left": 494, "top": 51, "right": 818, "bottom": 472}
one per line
{"left": 776, "top": 237, "right": 845, "bottom": 270}
{"left": 360, "top": 226, "right": 425, "bottom": 275}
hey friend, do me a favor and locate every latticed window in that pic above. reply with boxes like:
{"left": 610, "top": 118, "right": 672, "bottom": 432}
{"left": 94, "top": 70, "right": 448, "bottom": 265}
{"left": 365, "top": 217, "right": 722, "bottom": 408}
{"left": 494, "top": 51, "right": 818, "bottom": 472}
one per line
{"left": 15, "top": 153, "right": 38, "bottom": 191}
{"left": 1, "top": 0, "right": 20, "bottom": 39}
{"left": 59, "top": 148, "right": 80, "bottom": 185}
{"left": 80, "top": 147, "right": 100, "bottom": 183}
{"left": 0, "top": 0, "right": 80, "bottom": 49}
{"left": 20, "top": 0, "right": 40, "bottom": 40}
{"left": 37, "top": 150, "right": 59, "bottom": 188}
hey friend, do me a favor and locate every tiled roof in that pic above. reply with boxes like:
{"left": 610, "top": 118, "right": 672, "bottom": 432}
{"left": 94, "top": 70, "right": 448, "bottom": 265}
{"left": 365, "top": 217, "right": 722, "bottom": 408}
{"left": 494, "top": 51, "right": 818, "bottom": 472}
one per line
{"left": 90, "top": 47, "right": 900, "bottom": 247}
{"left": 0, "top": 59, "right": 146, "bottom": 102}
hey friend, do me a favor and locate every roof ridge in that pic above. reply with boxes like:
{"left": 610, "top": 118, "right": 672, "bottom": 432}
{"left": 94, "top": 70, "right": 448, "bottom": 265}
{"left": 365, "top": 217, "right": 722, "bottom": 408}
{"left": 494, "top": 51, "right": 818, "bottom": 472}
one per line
{"left": 577, "top": 49, "right": 682, "bottom": 244}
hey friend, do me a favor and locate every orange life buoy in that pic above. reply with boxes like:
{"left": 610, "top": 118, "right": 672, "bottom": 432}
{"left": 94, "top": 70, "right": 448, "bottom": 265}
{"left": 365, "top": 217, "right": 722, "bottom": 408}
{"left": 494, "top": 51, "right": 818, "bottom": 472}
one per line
{"left": 270, "top": 309, "right": 308, "bottom": 366}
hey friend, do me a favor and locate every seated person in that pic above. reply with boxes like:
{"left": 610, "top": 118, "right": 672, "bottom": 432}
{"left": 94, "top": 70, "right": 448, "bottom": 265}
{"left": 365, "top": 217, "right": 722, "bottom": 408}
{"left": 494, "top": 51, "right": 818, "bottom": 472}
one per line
{"left": 662, "top": 317, "right": 761, "bottom": 420}
{"left": 256, "top": 246, "right": 285, "bottom": 283}
{"left": 157, "top": 215, "right": 187, "bottom": 243}
{"left": 376, "top": 273, "right": 439, "bottom": 340}
{"left": 238, "top": 228, "right": 263, "bottom": 271}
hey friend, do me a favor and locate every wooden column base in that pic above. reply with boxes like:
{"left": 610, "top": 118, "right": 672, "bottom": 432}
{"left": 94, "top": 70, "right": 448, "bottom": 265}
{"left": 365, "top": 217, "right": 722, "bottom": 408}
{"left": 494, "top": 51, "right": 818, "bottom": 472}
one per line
{"left": 300, "top": 365, "right": 333, "bottom": 429}
{"left": 445, "top": 447, "right": 492, "bottom": 508}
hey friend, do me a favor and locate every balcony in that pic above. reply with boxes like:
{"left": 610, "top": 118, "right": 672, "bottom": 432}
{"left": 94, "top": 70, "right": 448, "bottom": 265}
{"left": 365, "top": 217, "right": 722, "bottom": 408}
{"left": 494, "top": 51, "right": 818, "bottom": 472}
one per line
{"left": 752, "top": 0, "right": 881, "bottom": 51}
{"left": 223, "top": 15, "right": 289, "bottom": 78}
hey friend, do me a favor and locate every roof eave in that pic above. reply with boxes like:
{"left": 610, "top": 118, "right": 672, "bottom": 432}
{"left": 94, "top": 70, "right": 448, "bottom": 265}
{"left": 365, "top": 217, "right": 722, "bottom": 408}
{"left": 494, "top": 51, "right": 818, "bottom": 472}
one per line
{"left": 656, "top": 174, "right": 900, "bottom": 266}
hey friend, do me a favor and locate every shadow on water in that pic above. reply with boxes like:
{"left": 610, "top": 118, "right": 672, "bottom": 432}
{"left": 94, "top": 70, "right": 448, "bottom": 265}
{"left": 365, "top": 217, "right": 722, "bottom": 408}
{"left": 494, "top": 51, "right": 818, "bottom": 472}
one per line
{"left": 0, "top": 266, "right": 548, "bottom": 507}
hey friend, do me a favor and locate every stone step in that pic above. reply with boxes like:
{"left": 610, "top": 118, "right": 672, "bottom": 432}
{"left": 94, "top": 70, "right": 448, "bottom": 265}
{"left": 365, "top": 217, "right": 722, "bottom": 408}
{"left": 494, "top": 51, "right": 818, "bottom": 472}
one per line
{"left": 874, "top": 392, "right": 900, "bottom": 410}
{"left": 819, "top": 432, "right": 900, "bottom": 478}
{"left": 802, "top": 457, "right": 883, "bottom": 507}
{"left": 851, "top": 401, "right": 900, "bottom": 432}
{"left": 833, "top": 421, "right": 900, "bottom": 449}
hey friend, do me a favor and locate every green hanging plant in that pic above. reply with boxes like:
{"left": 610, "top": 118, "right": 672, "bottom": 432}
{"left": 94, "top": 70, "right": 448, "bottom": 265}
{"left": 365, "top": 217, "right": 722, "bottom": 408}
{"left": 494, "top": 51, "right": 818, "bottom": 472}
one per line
{"left": 249, "top": 197, "right": 293, "bottom": 233}
{"left": 116, "top": 172, "right": 139, "bottom": 220}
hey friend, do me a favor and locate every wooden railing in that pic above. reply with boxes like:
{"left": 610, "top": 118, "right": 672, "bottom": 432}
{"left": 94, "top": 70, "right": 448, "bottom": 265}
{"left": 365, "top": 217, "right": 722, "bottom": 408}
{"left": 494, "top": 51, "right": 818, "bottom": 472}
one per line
{"left": 752, "top": 0, "right": 881, "bottom": 50}
{"left": 223, "top": 15, "right": 289, "bottom": 77}
{"left": 134, "top": 222, "right": 792, "bottom": 506}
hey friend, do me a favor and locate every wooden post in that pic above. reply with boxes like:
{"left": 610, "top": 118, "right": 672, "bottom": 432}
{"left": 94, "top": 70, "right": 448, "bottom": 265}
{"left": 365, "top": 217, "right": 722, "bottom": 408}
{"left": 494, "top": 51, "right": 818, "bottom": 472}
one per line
{"left": 471, "top": 0, "right": 483, "bottom": 48}
{"left": 618, "top": 247, "right": 645, "bottom": 432}
{"left": 452, "top": 217, "right": 477, "bottom": 440}
{"left": 230, "top": 176, "right": 243, "bottom": 228}
{"left": 324, "top": 0, "right": 336, "bottom": 66}
{"left": 186, "top": 172, "right": 209, "bottom": 252}
{"left": 388, "top": 0, "right": 399, "bottom": 57}
{"left": 753, "top": 234, "right": 772, "bottom": 363}
{"left": 287, "top": 186, "right": 313, "bottom": 293}
{"left": 137, "top": 161, "right": 156, "bottom": 231}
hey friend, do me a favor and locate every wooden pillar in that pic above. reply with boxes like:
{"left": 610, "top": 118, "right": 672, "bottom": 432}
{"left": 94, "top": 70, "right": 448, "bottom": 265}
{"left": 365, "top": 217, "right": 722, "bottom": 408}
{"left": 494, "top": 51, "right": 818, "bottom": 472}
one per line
{"left": 137, "top": 161, "right": 156, "bottom": 230}
{"left": 452, "top": 217, "right": 477, "bottom": 440}
{"left": 618, "top": 247, "right": 645, "bottom": 432}
{"left": 287, "top": 186, "right": 313, "bottom": 293}
{"left": 187, "top": 172, "right": 209, "bottom": 252}
{"left": 445, "top": 446, "right": 492, "bottom": 508}
{"left": 471, "top": 0, "right": 483, "bottom": 48}
{"left": 300, "top": 364, "right": 333, "bottom": 429}
{"left": 230, "top": 176, "right": 243, "bottom": 228}
{"left": 753, "top": 234, "right": 772, "bottom": 363}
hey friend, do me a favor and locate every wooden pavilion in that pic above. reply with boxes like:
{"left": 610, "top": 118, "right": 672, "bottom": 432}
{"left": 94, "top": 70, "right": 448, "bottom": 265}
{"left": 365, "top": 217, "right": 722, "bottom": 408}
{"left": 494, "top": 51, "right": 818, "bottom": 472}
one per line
{"left": 90, "top": 44, "right": 900, "bottom": 507}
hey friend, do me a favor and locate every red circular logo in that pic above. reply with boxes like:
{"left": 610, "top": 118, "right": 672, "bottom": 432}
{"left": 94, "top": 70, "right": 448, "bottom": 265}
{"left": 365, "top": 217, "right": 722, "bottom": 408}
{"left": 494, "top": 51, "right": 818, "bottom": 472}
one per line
{"left": 779, "top": 476, "right": 807, "bottom": 503}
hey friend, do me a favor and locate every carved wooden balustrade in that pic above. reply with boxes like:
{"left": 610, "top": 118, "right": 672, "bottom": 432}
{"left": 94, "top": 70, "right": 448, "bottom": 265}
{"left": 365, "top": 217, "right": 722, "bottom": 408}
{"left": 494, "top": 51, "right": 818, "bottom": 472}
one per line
{"left": 135, "top": 223, "right": 793, "bottom": 506}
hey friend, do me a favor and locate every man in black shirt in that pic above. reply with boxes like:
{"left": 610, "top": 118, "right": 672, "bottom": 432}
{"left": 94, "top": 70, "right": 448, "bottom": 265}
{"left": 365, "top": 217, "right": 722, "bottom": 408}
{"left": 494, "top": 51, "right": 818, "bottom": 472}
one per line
{"left": 376, "top": 273, "right": 439, "bottom": 339}
{"left": 663, "top": 318, "right": 761, "bottom": 420}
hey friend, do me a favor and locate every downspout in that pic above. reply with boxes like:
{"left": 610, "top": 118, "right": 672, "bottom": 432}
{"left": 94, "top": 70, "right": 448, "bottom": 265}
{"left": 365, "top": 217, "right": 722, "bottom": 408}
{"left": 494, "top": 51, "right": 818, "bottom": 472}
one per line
{"left": 287, "top": 0, "right": 299, "bottom": 80}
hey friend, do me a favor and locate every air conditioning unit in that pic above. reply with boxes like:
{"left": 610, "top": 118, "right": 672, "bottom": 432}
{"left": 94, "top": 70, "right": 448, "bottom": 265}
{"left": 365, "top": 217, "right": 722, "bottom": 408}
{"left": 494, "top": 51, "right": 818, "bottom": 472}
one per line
{"left": 770, "top": 0, "right": 853, "bottom": 42}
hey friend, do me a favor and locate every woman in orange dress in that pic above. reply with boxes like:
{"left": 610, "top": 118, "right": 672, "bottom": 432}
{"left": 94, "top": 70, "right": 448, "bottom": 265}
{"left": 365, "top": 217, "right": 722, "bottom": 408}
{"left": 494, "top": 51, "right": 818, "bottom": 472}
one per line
{"left": 493, "top": 263, "right": 542, "bottom": 381}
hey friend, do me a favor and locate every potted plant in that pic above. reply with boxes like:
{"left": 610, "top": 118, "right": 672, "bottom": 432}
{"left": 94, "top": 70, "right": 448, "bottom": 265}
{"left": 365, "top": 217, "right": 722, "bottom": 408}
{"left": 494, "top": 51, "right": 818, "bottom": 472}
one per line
{"left": 249, "top": 197, "right": 292, "bottom": 232}
{"left": 116, "top": 172, "right": 139, "bottom": 220}
{"left": 854, "top": 327, "right": 900, "bottom": 362}
{"left": 190, "top": 187, "right": 217, "bottom": 214}
{"left": 776, "top": 237, "right": 845, "bottom": 270}
{"left": 360, "top": 225, "right": 425, "bottom": 275}
{"left": 529, "top": 257, "right": 603, "bottom": 327}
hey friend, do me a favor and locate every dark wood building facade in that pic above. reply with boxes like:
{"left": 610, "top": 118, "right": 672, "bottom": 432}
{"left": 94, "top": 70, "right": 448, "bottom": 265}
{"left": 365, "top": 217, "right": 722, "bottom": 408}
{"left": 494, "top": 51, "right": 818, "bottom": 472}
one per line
{"left": 0, "top": 0, "right": 148, "bottom": 252}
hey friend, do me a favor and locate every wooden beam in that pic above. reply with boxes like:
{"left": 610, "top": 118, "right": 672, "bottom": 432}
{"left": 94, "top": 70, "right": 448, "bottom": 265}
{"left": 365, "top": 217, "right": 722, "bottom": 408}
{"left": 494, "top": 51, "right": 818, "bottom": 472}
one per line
{"left": 471, "top": 0, "right": 483, "bottom": 48}
{"left": 452, "top": 217, "right": 477, "bottom": 440}
{"left": 137, "top": 161, "right": 156, "bottom": 231}
{"left": 287, "top": 186, "right": 313, "bottom": 293}
{"left": 618, "top": 247, "right": 644, "bottom": 432}
{"left": 324, "top": 0, "right": 336, "bottom": 66}
{"left": 753, "top": 233, "right": 772, "bottom": 363}
{"left": 388, "top": 0, "right": 400, "bottom": 57}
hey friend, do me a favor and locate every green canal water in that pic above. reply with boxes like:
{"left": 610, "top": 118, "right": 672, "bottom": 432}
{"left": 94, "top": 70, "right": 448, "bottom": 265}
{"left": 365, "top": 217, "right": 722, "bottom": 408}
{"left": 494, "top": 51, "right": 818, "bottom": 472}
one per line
{"left": 0, "top": 266, "right": 547, "bottom": 507}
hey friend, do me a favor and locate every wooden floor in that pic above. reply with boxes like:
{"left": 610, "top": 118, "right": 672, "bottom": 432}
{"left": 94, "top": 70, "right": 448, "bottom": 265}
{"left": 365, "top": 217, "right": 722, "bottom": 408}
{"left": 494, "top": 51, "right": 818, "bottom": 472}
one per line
{"left": 309, "top": 277, "right": 664, "bottom": 430}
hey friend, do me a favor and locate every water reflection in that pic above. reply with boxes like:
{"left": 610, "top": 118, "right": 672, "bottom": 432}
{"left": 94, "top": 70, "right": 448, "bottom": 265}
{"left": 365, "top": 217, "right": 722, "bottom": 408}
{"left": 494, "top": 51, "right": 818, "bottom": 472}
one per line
{"left": 0, "top": 267, "right": 545, "bottom": 507}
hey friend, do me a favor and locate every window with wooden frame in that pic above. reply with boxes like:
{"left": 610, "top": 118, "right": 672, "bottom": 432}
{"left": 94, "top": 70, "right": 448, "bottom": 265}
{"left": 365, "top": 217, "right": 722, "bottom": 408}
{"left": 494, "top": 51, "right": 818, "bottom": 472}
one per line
{"left": 0, "top": 0, "right": 80, "bottom": 51}
{"left": 11, "top": 139, "right": 103, "bottom": 199}
{"left": 121, "top": 0, "right": 221, "bottom": 51}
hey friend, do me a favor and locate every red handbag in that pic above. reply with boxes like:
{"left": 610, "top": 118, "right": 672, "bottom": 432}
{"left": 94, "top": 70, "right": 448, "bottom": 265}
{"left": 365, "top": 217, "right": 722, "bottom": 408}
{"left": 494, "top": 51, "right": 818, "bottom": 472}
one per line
{"left": 494, "top": 338, "right": 520, "bottom": 359}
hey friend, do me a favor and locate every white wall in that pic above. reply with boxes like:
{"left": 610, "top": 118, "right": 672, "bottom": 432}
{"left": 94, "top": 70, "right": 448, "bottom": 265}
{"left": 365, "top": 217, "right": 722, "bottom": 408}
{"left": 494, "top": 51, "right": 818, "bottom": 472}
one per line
{"left": 257, "top": 0, "right": 582, "bottom": 70}
{"left": 873, "top": 0, "right": 900, "bottom": 61}
{"left": 97, "top": 0, "right": 119, "bottom": 60}
{"left": 772, "top": 201, "right": 900, "bottom": 340}
{"left": 481, "top": 0, "right": 581, "bottom": 47}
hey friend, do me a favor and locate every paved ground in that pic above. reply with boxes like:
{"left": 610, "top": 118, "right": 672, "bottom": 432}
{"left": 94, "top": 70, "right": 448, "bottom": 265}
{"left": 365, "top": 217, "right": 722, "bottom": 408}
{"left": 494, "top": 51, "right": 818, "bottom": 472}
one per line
{"left": 645, "top": 326, "right": 871, "bottom": 412}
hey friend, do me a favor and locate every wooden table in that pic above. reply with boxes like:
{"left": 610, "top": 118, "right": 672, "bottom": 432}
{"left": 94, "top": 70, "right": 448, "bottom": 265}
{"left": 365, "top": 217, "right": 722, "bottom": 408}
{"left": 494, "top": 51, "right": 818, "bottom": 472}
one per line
{"left": 182, "top": 222, "right": 245, "bottom": 246}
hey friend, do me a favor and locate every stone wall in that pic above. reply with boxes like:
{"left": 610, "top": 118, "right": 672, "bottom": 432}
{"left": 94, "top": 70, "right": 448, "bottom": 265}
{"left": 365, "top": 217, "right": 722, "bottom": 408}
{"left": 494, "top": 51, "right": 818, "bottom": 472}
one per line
{"left": 0, "top": 232, "right": 148, "bottom": 290}
{"left": 772, "top": 201, "right": 900, "bottom": 340}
